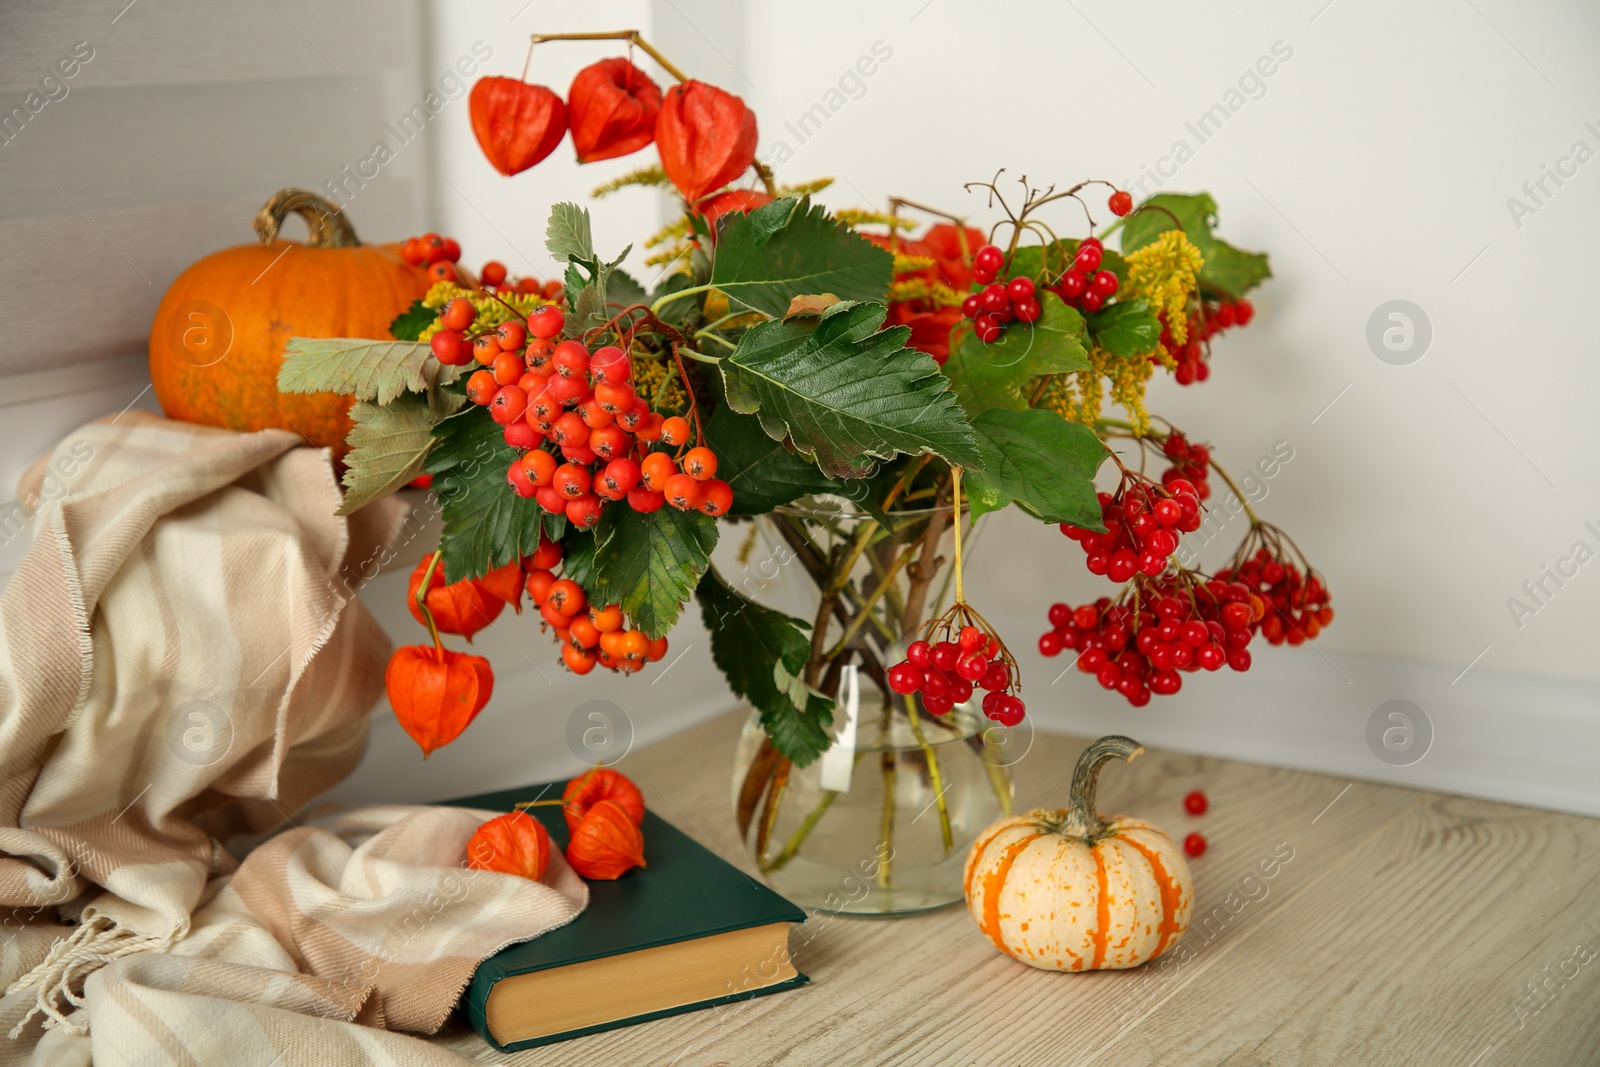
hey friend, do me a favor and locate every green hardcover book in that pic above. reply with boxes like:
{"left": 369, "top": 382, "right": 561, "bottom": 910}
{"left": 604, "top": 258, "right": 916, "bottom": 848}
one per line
{"left": 447, "top": 782, "right": 809, "bottom": 1052}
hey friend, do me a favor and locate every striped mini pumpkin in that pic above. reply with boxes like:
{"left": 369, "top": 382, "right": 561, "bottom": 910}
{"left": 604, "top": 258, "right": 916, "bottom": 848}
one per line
{"left": 963, "top": 735, "right": 1192, "bottom": 971}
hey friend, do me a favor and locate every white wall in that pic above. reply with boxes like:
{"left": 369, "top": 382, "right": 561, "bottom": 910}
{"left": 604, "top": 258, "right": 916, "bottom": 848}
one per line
{"left": 4, "top": 1, "right": 1597, "bottom": 813}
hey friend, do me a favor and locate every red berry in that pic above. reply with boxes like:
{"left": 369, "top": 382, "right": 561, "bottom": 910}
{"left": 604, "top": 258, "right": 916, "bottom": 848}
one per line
{"left": 906, "top": 640, "right": 932, "bottom": 668}
{"left": 1184, "top": 790, "right": 1209, "bottom": 815}
{"left": 980, "top": 662, "right": 1011, "bottom": 692}
{"left": 599, "top": 458, "right": 641, "bottom": 497}
{"left": 506, "top": 457, "right": 537, "bottom": 498}
{"left": 1039, "top": 631, "right": 1063, "bottom": 657}
{"left": 1058, "top": 270, "right": 1087, "bottom": 300}
{"left": 659, "top": 416, "right": 691, "bottom": 447}
{"left": 590, "top": 345, "right": 631, "bottom": 384}
{"left": 1006, "top": 276, "right": 1035, "bottom": 302}
{"left": 627, "top": 486, "right": 665, "bottom": 513}
{"left": 1091, "top": 270, "right": 1119, "bottom": 297}
{"left": 502, "top": 419, "right": 542, "bottom": 450}
{"left": 1184, "top": 832, "right": 1207, "bottom": 857}
{"left": 1080, "top": 291, "right": 1105, "bottom": 312}
{"left": 465, "top": 369, "right": 497, "bottom": 406}
{"left": 682, "top": 446, "right": 718, "bottom": 481}
{"left": 698, "top": 478, "right": 733, "bottom": 517}
{"left": 550, "top": 411, "right": 589, "bottom": 448}
{"left": 527, "top": 305, "right": 565, "bottom": 340}
{"left": 551, "top": 463, "right": 590, "bottom": 499}
{"left": 440, "top": 298, "right": 476, "bottom": 332}
{"left": 480, "top": 261, "right": 507, "bottom": 286}
{"left": 973, "top": 244, "right": 1004, "bottom": 279}
{"left": 663, "top": 473, "right": 701, "bottom": 511}
{"left": 888, "top": 663, "right": 923, "bottom": 694}
{"left": 565, "top": 493, "right": 604, "bottom": 529}
{"left": 489, "top": 385, "right": 528, "bottom": 425}
{"left": 1108, "top": 190, "right": 1133, "bottom": 216}
{"left": 495, "top": 321, "right": 527, "bottom": 352}
{"left": 430, "top": 329, "right": 468, "bottom": 365}
{"left": 1074, "top": 243, "right": 1103, "bottom": 272}
{"left": 521, "top": 449, "right": 557, "bottom": 486}
{"left": 961, "top": 294, "right": 982, "bottom": 319}
{"left": 552, "top": 340, "right": 591, "bottom": 379}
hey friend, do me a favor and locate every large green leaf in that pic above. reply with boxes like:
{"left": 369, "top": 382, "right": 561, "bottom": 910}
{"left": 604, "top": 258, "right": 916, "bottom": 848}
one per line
{"left": 710, "top": 197, "right": 893, "bottom": 317}
{"left": 1087, "top": 299, "right": 1161, "bottom": 357}
{"left": 337, "top": 396, "right": 436, "bottom": 516}
{"left": 591, "top": 505, "right": 719, "bottom": 640}
{"left": 965, "top": 409, "right": 1109, "bottom": 528}
{"left": 697, "top": 567, "right": 833, "bottom": 766}
{"left": 721, "top": 301, "right": 981, "bottom": 479}
{"left": 705, "top": 404, "right": 841, "bottom": 516}
{"left": 278, "top": 339, "right": 463, "bottom": 407}
{"left": 943, "top": 291, "right": 1090, "bottom": 416}
{"left": 424, "top": 410, "right": 562, "bottom": 582}
{"left": 1119, "top": 192, "right": 1271, "bottom": 298}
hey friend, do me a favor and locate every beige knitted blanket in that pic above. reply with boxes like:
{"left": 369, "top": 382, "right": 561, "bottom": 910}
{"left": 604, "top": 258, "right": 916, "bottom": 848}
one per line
{"left": 0, "top": 414, "right": 585, "bottom": 1065}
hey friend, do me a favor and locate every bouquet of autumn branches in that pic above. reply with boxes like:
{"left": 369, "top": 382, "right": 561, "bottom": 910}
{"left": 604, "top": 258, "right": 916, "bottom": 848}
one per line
{"left": 275, "top": 32, "right": 1331, "bottom": 846}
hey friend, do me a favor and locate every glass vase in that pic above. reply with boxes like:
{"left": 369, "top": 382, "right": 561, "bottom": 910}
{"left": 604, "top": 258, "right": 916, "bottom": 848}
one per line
{"left": 728, "top": 500, "right": 1020, "bottom": 915}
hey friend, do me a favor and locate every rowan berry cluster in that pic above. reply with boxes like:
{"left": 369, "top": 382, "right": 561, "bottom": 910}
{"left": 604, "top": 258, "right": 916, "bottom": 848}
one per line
{"left": 521, "top": 536, "right": 670, "bottom": 675}
{"left": 426, "top": 295, "right": 732, "bottom": 528}
{"left": 400, "top": 231, "right": 562, "bottom": 299}
{"left": 887, "top": 623, "right": 1025, "bottom": 726}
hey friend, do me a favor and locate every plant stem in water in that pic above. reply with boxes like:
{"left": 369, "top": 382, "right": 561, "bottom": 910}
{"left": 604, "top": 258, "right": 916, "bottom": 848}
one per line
{"left": 903, "top": 694, "right": 953, "bottom": 853}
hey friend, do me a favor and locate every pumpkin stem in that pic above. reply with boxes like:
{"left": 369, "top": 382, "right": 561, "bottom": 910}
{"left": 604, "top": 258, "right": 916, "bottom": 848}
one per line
{"left": 1061, "top": 735, "right": 1143, "bottom": 840}
{"left": 253, "top": 188, "right": 361, "bottom": 248}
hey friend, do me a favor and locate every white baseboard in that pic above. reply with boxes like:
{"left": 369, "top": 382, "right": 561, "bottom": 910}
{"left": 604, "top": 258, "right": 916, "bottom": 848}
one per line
{"left": 989, "top": 602, "right": 1600, "bottom": 819}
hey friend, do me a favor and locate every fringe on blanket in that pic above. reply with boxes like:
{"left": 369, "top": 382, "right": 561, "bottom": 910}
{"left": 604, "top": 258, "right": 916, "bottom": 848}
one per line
{"left": 5, "top": 914, "right": 175, "bottom": 1037}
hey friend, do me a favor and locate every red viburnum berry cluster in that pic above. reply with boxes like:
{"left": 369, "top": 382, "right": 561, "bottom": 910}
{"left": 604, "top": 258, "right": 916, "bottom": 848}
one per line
{"left": 1159, "top": 297, "right": 1255, "bottom": 386}
{"left": 521, "top": 536, "right": 670, "bottom": 675}
{"left": 1038, "top": 578, "right": 1265, "bottom": 706}
{"left": 887, "top": 623, "right": 1025, "bottom": 726}
{"left": 1160, "top": 432, "right": 1212, "bottom": 501}
{"left": 1060, "top": 478, "right": 1203, "bottom": 583}
{"left": 960, "top": 190, "right": 1133, "bottom": 345}
{"left": 434, "top": 297, "right": 732, "bottom": 528}
{"left": 1216, "top": 543, "right": 1333, "bottom": 647}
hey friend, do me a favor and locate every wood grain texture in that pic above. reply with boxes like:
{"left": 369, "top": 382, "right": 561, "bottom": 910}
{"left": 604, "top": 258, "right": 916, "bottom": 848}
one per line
{"left": 430, "top": 710, "right": 1600, "bottom": 1066}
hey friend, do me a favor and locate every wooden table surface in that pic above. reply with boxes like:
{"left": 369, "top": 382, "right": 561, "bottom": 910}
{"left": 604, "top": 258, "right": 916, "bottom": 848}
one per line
{"left": 435, "top": 710, "right": 1600, "bottom": 1066}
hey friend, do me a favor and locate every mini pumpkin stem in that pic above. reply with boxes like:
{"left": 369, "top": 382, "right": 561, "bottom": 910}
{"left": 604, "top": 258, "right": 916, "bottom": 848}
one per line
{"left": 1061, "top": 735, "right": 1144, "bottom": 840}
{"left": 253, "top": 188, "right": 361, "bottom": 248}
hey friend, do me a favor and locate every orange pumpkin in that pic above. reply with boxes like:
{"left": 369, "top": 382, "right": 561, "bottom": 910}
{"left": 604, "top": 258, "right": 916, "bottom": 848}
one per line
{"left": 963, "top": 735, "right": 1193, "bottom": 972}
{"left": 148, "top": 188, "right": 429, "bottom": 457}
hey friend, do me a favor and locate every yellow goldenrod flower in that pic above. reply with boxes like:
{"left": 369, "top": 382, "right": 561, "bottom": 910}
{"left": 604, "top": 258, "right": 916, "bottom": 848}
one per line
{"left": 1123, "top": 230, "right": 1203, "bottom": 346}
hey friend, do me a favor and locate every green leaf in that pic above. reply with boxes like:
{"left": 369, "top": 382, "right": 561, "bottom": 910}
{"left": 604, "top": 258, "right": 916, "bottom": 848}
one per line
{"left": 546, "top": 202, "right": 595, "bottom": 263}
{"left": 965, "top": 409, "right": 1109, "bottom": 529}
{"left": 710, "top": 197, "right": 894, "bottom": 317}
{"left": 696, "top": 567, "right": 833, "bottom": 766}
{"left": 278, "top": 338, "right": 464, "bottom": 407}
{"left": 388, "top": 300, "right": 435, "bottom": 342}
{"left": 1119, "top": 192, "right": 1271, "bottom": 298}
{"left": 706, "top": 404, "right": 841, "bottom": 515}
{"left": 1087, "top": 299, "right": 1161, "bottom": 357}
{"left": 722, "top": 301, "right": 981, "bottom": 479}
{"left": 591, "top": 505, "right": 719, "bottom": 640}
{"left": 608, "top": 267, "right": 648, "bottom": 309}
{"left": 559, "top": 529, "right": 597, "bottom": 587}
{"left": 943, "top": 292, "right": 1090, "bottom": 415}
{"left": 336, "top": 395, "right": 448, "bottom": 515}
{"left": 424, "top": 409, "right": 561, "bottom": 582}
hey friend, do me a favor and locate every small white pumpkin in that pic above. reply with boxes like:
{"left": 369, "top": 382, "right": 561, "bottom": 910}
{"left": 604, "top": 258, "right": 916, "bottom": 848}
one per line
{"left": 963, "top": 735, "right": 1193, "bottom": 971}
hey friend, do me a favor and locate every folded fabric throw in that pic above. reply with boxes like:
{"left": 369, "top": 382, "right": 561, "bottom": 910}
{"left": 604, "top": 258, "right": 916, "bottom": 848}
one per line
{"left": 0, "top": 414, "right": 585, "bottom": 1065}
